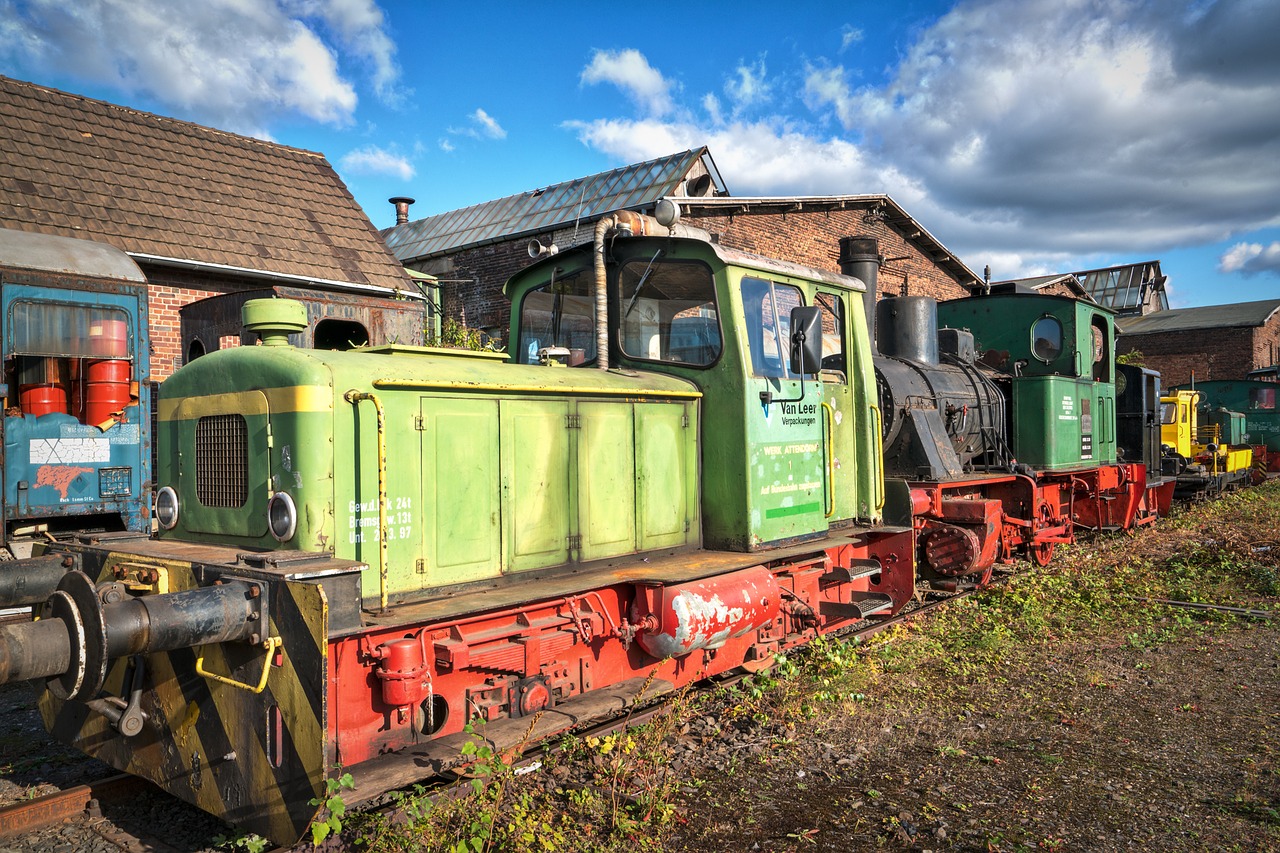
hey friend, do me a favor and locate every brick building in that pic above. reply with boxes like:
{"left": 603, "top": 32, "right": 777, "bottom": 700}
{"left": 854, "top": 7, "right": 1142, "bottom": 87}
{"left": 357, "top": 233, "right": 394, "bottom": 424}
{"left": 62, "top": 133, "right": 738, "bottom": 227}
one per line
{"left": 0, "top": 76, "right": 417, "bottom": 380}
{"left": 384, "top": 148, "right": 980, "bottom": 343}
{"left": 1116, "top": 298, "right": 1280, "bottom": 385}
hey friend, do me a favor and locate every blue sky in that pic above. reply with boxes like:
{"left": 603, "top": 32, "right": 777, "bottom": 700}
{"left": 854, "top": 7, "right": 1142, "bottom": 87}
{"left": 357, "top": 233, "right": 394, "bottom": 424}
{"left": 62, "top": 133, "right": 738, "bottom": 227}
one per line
{"left": 2, "top": 0, "right": 1278, "bottom": 308}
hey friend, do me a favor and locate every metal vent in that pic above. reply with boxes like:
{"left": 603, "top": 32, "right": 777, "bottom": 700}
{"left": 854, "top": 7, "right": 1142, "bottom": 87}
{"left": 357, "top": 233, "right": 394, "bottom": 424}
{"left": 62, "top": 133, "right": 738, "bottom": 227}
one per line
{"left": 196, "top": 414, "right": 248, "bottom": 507}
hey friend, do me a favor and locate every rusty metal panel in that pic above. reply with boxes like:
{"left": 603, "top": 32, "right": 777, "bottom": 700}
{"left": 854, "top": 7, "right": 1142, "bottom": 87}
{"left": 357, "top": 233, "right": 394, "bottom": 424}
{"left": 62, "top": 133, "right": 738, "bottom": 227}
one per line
{"left": 180, "top": 285, "right": 426, "bottom": 364}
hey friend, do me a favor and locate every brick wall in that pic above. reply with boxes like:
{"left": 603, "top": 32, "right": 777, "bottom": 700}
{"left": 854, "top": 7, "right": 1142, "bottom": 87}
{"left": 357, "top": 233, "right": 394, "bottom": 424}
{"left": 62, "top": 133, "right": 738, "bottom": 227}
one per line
{"left": 138, "top": 265, "right": 257, "bottom": 381}
{"left": 686, "top": 209, "right": 970, "bottom": 303}
{"left": 1117, "top": 316, "right": 1280, "bottom": 385}
{"left": 415, "top": 212, "right": 972, "bottom": 343}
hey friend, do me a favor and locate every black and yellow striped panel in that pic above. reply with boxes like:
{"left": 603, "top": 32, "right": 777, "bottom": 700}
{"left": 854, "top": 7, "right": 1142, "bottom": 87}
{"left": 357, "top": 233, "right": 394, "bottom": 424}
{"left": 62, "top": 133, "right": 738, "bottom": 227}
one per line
{"left": 38, "top": 572, "right": 329, "bottom": 846}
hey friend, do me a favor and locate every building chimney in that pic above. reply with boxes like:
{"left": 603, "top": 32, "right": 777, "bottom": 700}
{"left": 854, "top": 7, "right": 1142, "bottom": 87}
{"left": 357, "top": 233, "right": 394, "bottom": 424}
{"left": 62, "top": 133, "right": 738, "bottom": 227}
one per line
{"left": 838, "top": 236, "right": 882, "bottom": 353}
{"left": 389, "top": 196, "right": 415, "bottom": 226}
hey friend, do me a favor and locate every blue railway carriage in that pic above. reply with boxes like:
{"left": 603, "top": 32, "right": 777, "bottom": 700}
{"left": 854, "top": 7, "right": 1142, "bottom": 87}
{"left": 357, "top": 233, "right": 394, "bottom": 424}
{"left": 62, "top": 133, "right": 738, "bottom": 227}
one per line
{"left": 0, "top": 228, "right": 152, "bottom": 556}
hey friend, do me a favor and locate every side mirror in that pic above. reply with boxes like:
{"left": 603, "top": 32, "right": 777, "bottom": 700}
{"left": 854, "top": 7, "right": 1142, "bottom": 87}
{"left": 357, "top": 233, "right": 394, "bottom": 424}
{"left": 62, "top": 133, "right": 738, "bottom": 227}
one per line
{"left": 789, "top": 306, "right": 823, "bottom": 376}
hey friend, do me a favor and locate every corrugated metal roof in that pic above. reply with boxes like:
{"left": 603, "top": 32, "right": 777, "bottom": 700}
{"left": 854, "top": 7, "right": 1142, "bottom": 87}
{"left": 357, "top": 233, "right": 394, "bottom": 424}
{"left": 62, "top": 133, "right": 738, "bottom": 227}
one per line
{"left": 383, "top": 149, "right": 721, "bottom": 261}
{"left": 1117, "top": 298, "right": 1280, "bottom": 335}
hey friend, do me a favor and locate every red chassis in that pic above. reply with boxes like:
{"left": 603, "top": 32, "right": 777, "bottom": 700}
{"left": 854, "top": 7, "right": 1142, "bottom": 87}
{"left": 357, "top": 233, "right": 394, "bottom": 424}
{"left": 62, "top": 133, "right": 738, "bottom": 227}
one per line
{"left": 908, "top": 462, "right": 1159, "bottom": 585}
{"left": 325, "top": 527, "right": 915, "bottom": 770}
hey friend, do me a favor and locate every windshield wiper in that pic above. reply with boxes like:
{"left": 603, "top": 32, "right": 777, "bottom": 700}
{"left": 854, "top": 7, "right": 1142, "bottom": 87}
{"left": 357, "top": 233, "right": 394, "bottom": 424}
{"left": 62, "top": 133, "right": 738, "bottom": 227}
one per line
{"left": 623, "top": 249, "right": 665, "bottom": 318}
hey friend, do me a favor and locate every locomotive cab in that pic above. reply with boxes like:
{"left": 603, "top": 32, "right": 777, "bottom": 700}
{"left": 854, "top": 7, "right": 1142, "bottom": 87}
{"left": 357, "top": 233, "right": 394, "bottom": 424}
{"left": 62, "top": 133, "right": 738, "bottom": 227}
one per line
{"left": 505, "top": 223, "right": 888, "bottom": 551}
{"left": 937, "top": 292, "right": 1119, "bottom": 470}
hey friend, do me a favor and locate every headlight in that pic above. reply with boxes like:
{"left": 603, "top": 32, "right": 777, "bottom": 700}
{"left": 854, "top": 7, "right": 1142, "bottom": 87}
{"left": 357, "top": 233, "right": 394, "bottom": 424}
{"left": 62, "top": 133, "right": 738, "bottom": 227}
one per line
{"left": 267, "top": 491, "right": 297, "bottom": 542}
{"left": 155, "top": 486, "right": 179, "bottom": 530}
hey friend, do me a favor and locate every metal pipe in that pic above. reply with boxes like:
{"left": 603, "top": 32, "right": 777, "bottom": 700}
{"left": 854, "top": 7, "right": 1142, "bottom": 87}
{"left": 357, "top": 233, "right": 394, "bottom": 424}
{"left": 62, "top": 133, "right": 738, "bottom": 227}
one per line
{"left": 838, "top": 236, "right": 882, "bottom": 353}
{"left": 0, "top": 577, "right": 258, "bottom": 690}
{"left": 0, "top": 554, "right": 73, "bottom": 608}
{"left": 592, "top": 215, "right": 616, "bottom": 371}
{"left": 0, "top": 618, "right": 73, "bottom": 683}
{"left": 345, "top": 390, "right": 389, "bottom": 612}
{"left": 103, "top": 581, "right": 260, "bottom": 658}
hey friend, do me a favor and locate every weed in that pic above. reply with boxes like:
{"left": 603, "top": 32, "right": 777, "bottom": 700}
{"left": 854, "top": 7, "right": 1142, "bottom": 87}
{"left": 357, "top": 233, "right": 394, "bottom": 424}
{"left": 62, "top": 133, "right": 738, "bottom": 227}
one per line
{"left": 212, "top": 831, "right": 269, "bottom": 853}
{"left": 308, "top": 768, "right": 354, "bottom": 845}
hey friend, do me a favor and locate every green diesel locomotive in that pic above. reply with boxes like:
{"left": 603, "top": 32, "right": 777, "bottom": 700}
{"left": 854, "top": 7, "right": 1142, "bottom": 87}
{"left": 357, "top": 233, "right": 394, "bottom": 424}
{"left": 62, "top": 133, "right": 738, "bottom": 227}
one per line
{"left": 0, "top": 211, "right": 914, "bottom": 844}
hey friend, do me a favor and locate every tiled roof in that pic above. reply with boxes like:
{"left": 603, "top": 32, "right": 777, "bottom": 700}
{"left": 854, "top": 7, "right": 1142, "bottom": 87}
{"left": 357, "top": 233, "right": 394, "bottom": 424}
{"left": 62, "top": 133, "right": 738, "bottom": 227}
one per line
{"left": 383, "top": 148, "right": 723, "bottom": 261}
{"left": 0, "top": 76, "right": 409, "bottom": 291}
{"left": 1117, "top": 299, "right": 1280, "bottom": 335}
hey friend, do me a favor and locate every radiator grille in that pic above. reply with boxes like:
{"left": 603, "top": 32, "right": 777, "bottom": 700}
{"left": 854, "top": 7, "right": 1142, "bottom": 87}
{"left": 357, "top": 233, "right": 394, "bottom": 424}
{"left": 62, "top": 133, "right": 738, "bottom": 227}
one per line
{"left": 196, "top": 414, "right": 248, "bottom": 507}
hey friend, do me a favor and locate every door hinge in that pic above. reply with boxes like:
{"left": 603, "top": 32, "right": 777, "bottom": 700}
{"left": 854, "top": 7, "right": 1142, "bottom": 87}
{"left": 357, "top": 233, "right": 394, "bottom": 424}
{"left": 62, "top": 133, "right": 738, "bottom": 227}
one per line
{"left": 414, "top": 415, "right": 426, "bottom": 431}
{"left": 684, "top": 519, "right": 691, "bottom": 533}
{"left": 567, "top": 534, "right": 582, "bottom": 550}
{"left": 415, "top": 558, "right": 426, "bottom": 574}
{"left": 682, "top": 413, "right": 690, "bottom": 428}
{"left": 566, "top": 414, "right": 581, "bottom": 430}
{"left": 266, "top": 422, "right": 274, "bottom": 449}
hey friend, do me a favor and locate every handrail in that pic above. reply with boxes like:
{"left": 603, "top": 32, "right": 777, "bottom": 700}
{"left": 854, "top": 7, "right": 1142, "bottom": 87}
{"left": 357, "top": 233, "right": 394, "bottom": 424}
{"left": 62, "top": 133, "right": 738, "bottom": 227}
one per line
{"left": 345, "top": 390, "right": 390, "bottom": 613}
{"left": 870, "top": 404, "right": 886, "bottom": 511}
{"left": 821, "top": 401, "right": 836, "bottom": 518}
{"left": 196, "top": 636, "right": 282, "bottom": 694}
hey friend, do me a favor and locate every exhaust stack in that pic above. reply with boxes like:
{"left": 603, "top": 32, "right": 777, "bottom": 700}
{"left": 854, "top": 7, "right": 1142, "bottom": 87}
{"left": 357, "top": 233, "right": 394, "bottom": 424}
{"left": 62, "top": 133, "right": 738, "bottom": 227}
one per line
{"left": 838, "top": 236, "right": 882, "bottom": 353}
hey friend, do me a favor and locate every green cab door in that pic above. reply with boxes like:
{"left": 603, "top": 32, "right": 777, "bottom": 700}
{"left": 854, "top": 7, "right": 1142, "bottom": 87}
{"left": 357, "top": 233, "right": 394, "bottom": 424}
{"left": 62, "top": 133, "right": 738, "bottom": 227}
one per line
{"left": 815, "top": 288, "right": 859, "bottom": 524}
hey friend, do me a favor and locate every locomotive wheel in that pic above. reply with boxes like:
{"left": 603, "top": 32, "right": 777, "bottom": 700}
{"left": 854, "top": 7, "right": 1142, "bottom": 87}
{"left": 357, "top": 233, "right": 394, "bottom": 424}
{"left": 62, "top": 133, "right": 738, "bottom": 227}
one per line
{"left": 1029, "top": 540, "right": 1055, "bottom": 567}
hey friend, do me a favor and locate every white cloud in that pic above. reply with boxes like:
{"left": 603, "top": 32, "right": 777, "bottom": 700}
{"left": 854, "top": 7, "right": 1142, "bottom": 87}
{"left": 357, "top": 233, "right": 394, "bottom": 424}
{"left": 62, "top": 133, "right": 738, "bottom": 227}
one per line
{"left": 805, "top": 0, "right": 1280, "bottom": 257}
{"left": 703, "top": 93, "right": 724, "bottom": 126}
{"left": 1220, "top": 241, "right": 1280, "bottom": 276}
{"left": 470, "top": 108, "right": 506, "bottom": 139}
{"left": 442, "top": 108, "right": 507, "bottom": 144}
{"left": 339, "top": 144, "right": 414, "bottom": 180}
{"left": 0, "top": 0, "right": 401, "bottom": 134}
{"left": 566, "top": 115, "right": 920, "bottom": 199}
{"left": 580, "top": 48, "right": 675, "bottom": 117}
{"left": 725, "top": 58, "right": 771, "bottom": 111}
{"left": 438, "top": 138, "right": 456, "bottom": 153}
{"left": 839, "top": 25, "right": 864, "bottom": 52}
{"left": 285, "top": 0, "right": 403, "bottom": 101}
{"left": 569, "top": 0, "right": 1280, "bottom": 282}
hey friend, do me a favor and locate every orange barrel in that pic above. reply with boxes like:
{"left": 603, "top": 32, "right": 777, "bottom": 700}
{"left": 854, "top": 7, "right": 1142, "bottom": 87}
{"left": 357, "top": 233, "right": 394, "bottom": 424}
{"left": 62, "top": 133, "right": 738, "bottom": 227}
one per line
{"left": 20, "top": 383, "right": 69, "bottom": 416}
{"left": 87, "top": 319, "right": 128, "bottom": 358}
{"left": 85, "top": 359, "right": 131, "bottom": 423}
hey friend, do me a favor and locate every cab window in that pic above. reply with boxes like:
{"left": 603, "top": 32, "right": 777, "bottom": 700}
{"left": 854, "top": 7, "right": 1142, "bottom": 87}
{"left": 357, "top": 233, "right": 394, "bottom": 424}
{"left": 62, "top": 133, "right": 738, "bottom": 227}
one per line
{"left": 10, "top": 301, "right": 130, "bottom": 358}
{"left": 815, "top": 292, "right": 847, "bottom": 380}
{"left": 1031, "top": 316, "right": 1063, "bottom": 362}
{"left": 741, "top": 277, "right": 803, "bottom": 378}
{"left": 515, "top": 267, "right": 596, "bottom": 365}
{"left": 618, "top": 258, "right": 720, "bottom": 366}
